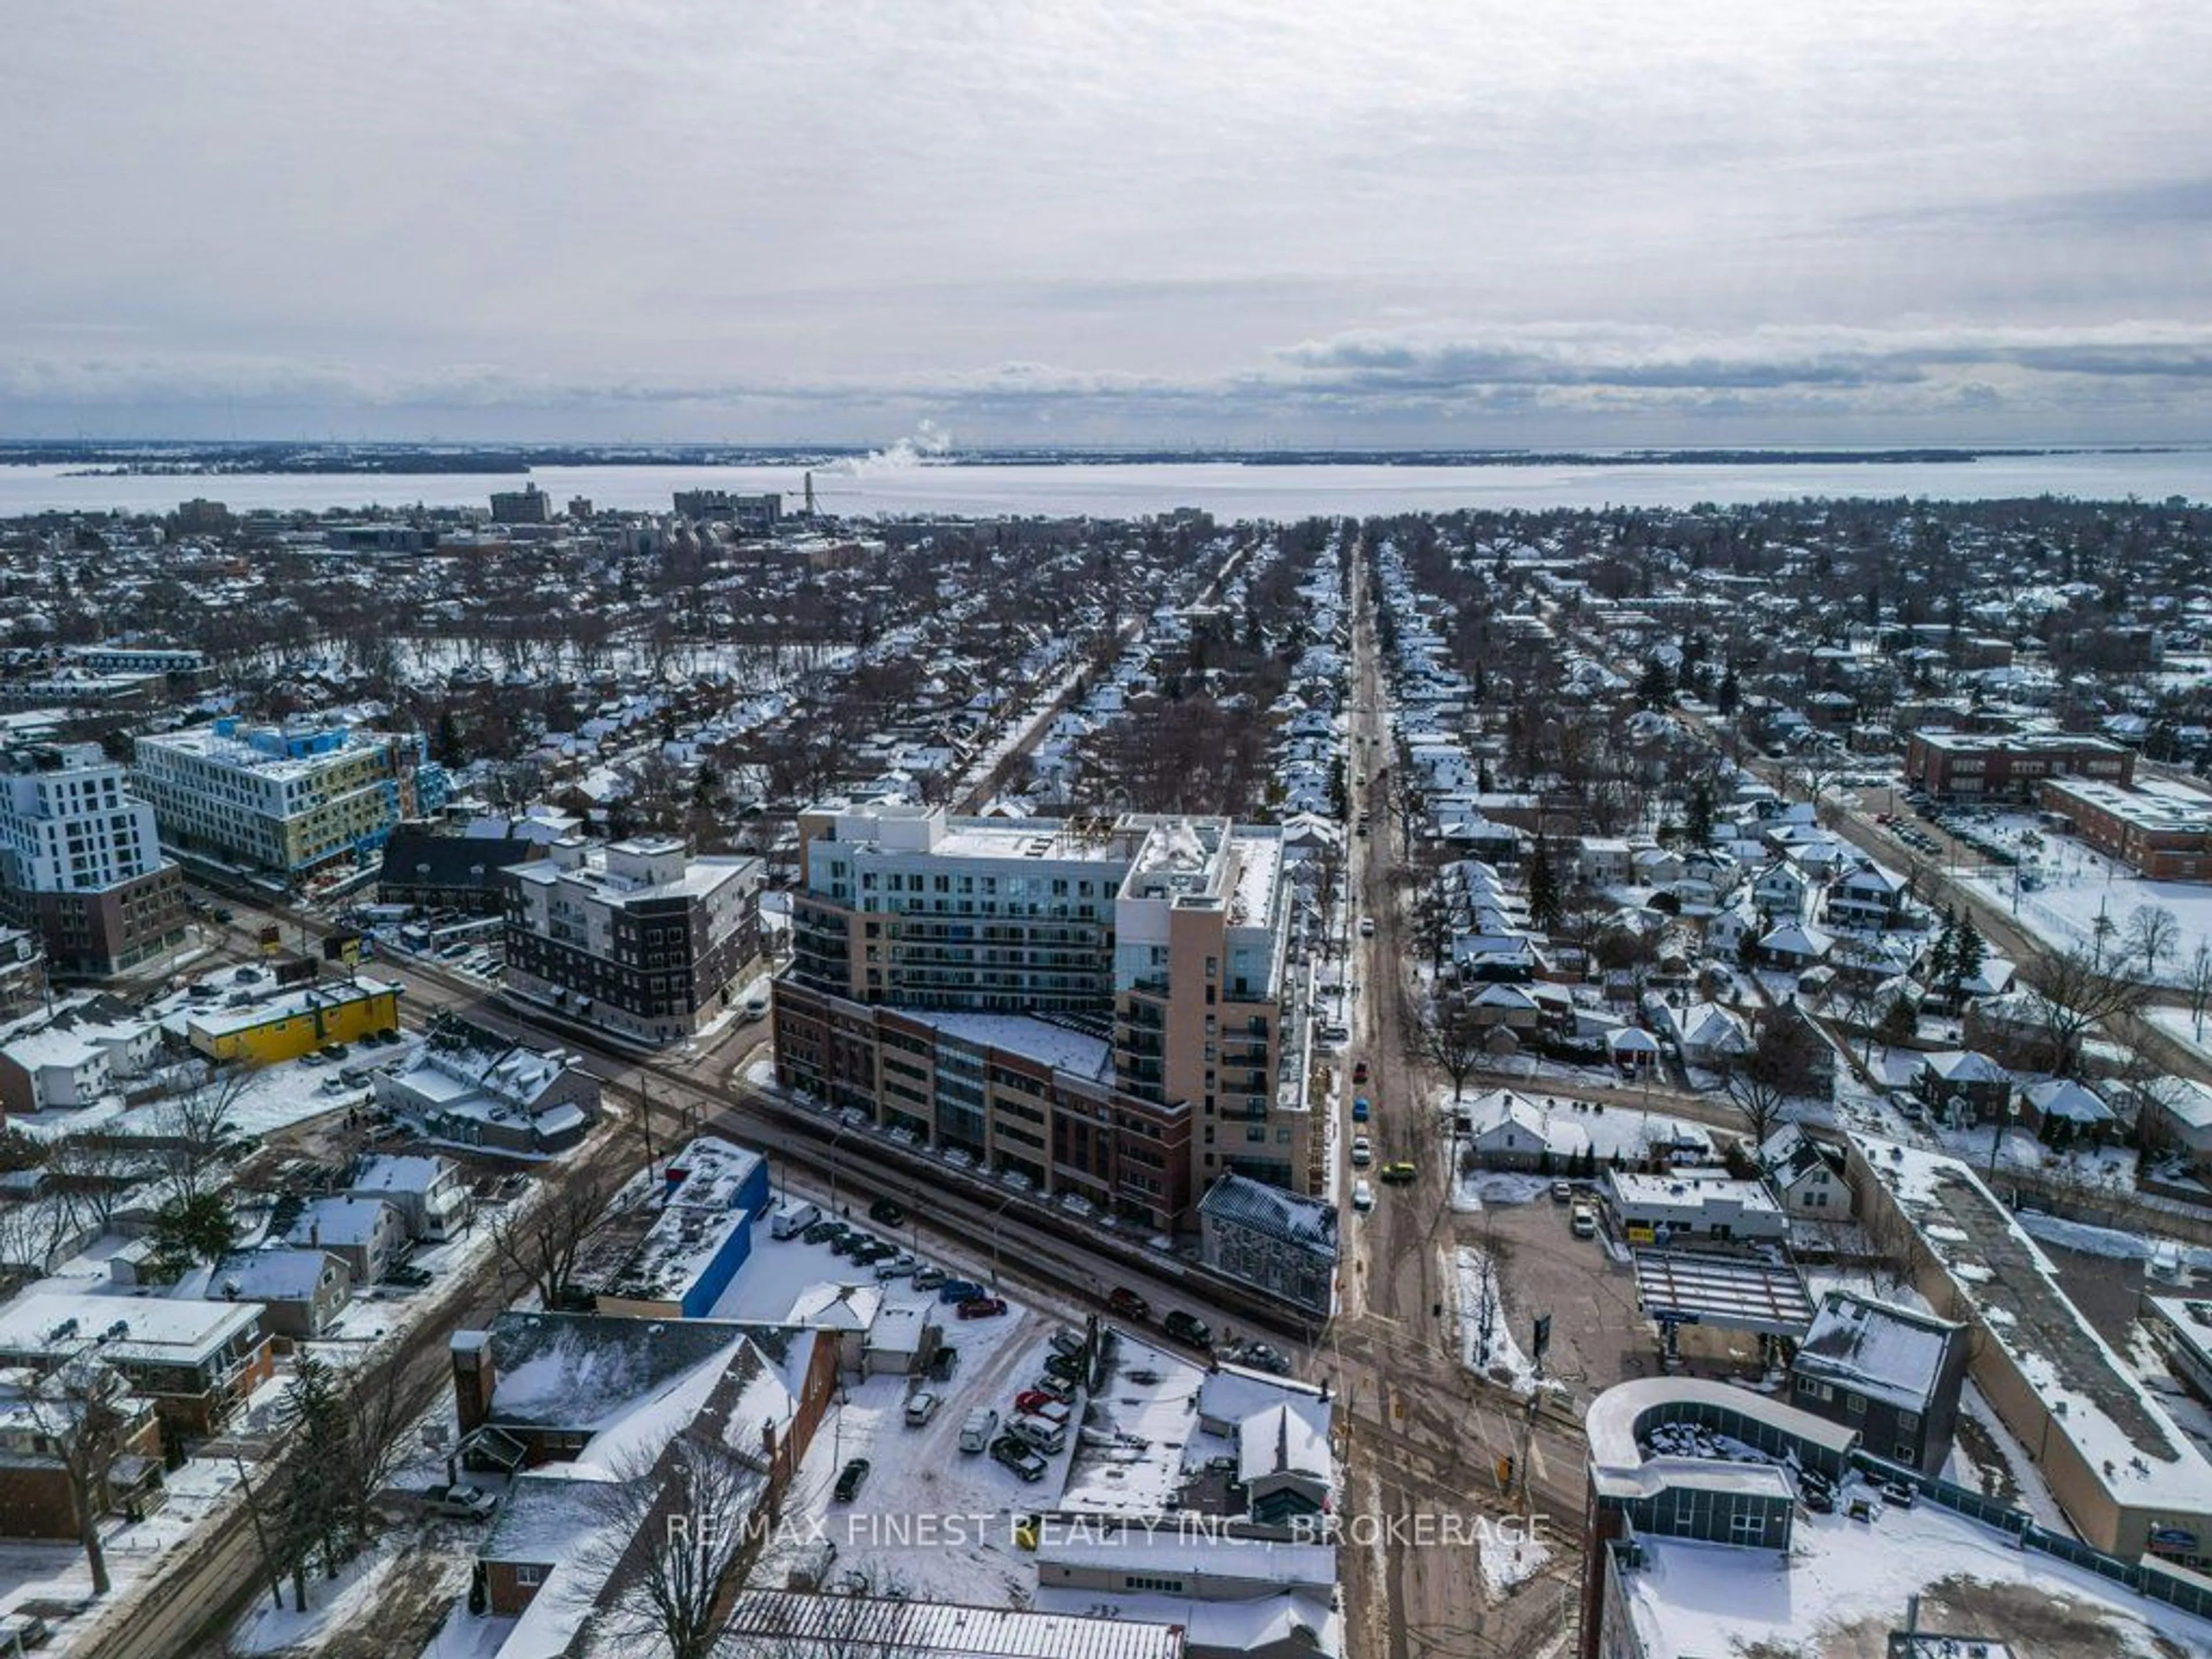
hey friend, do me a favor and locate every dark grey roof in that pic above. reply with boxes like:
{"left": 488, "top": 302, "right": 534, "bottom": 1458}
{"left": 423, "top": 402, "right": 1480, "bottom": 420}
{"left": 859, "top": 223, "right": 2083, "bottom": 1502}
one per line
{"left": 1199, "top": 1173, "right": 1338, "bottom": 1259}
{"left": 377, "top": 827, "right": 540, "bottom": 890}
{"left": 484, "top": 1310, "right": 746, "bottom": 1430}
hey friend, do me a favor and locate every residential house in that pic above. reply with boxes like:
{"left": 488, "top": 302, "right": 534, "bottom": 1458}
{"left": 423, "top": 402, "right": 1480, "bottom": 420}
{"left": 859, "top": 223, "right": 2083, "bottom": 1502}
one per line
{"left": 346, "top": 1153, "right": 472, "bottom": 1243}
{"left": 210, "top": 1248, "right": 350, "bottom": 1340}
{"left": 1461, "top": 1089, "right": 1592, "bottom": 1172}
{"left": 373, "top": 1018, "right": 600, "bottom": 1156}
{"left": 2018, "top": 1078, "right": 2116, "bottom": 1146}
{"left": 1789, "top": 1290, "right": 1969, "bottom": 1475}
{"left": 0, "top": 1359, "right": 166, "bottom": 1540}
{"left": 1914, "top": 1051, "right": 2014, "bottom": 1124}
{"left": 1756, "top": 1125, "right": 1851, "bottom": 1219}
{"left": 286, "top": 1194, "right": 406, "bottom": 1285}
{"left": 0, "top": 1293, "right": 273, "bottom": 1437}
{"left": 1823, "top": 863, "right": 1913, "bottom": 931}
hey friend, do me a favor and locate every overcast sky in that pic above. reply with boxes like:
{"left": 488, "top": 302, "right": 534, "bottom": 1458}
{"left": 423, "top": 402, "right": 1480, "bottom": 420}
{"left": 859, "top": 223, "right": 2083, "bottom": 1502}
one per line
{"left": 5, "top": 1, "right": 2210, "bottom": 446}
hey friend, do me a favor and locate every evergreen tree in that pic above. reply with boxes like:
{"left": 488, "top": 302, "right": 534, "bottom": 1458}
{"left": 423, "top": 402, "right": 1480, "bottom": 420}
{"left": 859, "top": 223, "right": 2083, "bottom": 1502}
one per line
{"left": 1527, "top": 837, "right": 1563, "bottom": 933}
{"left": 434, "top": 708, "right": 466, "bottom": 767}
{"left": 1634, "top": 658, "right": 1675, "bottom": 710}
{"left": 277, "top": 1353, "right": 353, "bottom": 1607}
{"left": 1950, "top": 911, "right": 1987, "bottom": 1000}
{"left": 151, "top": 1191, "right": 235, "bottom": 1272}
{"left": 1715, "top": 665, "right": 1740, "bottom": 718}
{"left": 1685, "top": 779, "right": 1714, "bottom": 847}
{"left": 1925, "top": 909, "right": 1957, "bottom": 998}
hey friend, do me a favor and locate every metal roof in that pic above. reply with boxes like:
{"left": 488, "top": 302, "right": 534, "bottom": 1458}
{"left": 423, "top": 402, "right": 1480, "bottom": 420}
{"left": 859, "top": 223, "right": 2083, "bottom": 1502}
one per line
{"left": 1633, "top": 1248, "right": 1816, "bottom": 1337}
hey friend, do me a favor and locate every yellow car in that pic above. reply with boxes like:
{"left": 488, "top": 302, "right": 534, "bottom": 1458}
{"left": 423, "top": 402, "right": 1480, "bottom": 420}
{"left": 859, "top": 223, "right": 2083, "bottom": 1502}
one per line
{"left": 1379, "top": 1161, "right": 1418, "bottom": 1185}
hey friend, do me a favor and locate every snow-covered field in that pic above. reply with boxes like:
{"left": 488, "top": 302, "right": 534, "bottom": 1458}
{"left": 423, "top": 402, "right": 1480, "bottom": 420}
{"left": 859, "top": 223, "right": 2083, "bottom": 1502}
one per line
{"left": 1957, "top": 823, "right": 2212, "bottom": 982}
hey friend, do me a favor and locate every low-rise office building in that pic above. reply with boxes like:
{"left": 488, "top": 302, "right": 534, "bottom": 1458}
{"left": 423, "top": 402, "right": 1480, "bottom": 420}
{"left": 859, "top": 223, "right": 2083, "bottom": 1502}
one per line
{"left": 2038, "top": 776, "right": 2212, "bottom": 881}
{"left": 1904, "top": 729, "right": 2134, "bottom": 800}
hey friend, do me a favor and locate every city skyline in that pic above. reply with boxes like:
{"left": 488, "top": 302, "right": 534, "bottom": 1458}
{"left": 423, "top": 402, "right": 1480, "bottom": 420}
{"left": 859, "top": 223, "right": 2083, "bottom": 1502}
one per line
{"left": 6, "top": 2, "right": 2211, "bottom": 446}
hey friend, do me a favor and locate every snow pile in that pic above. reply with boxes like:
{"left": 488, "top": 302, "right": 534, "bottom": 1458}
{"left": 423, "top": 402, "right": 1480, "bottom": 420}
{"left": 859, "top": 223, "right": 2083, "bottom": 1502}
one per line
{"left": 1456, "top": 1246, "right": 1542, "bottom": 1396}
{"left": 1479, "top": 1529, "right": 1554, "bottom": 1599}
{"left": 2018, "top": 1210, "right": 2212, "bottom": 1272}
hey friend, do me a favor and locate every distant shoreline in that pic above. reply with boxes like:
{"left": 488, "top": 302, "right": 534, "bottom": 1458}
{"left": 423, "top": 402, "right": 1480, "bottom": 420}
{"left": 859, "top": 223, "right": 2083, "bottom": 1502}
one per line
{"left": 0, "top": 441, "right": 2191, "bottom": 479}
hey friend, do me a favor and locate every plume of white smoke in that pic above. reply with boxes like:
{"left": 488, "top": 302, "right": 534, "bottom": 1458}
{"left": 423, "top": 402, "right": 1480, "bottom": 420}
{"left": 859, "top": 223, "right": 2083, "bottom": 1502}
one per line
{"left": 834, "top": 418, "right": 954, "bottom": 475}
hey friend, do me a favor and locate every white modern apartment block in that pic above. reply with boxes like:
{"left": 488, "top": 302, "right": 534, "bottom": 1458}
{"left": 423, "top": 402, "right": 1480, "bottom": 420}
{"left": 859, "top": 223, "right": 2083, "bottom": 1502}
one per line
{"left": 0, "top": 743, "right": 186, "bottom": 976}
{"left": 131, "top": 716, "right": 445, "bottom": 882}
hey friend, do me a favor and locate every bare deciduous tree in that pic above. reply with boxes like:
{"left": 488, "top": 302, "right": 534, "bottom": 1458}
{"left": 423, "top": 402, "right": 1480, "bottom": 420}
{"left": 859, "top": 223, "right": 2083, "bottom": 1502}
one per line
{"left": 2125, "top": 903, "right": 2180, "bottom": 983}
{"left": 581, "top": 1427, "right": 770, "bottom": 1659}
{"left": 1722, "top": 1004, "right": 1824, "bottom": 1148}
{"left": 2030, "top": 944, "right": 2152, "bottom": 1078}
{"left": 487, "top": 1172, "right": 613, "bottom": 1308}
{"left": 1417, "top": 994, "right": 1484, "bottom": 1104}
{"left": 17, "top": 1351, "right": 139, "bottom": 1597}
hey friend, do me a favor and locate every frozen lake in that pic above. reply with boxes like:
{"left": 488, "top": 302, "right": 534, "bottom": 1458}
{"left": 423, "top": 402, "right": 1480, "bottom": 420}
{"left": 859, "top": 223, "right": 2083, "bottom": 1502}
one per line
{"left": 3, "top": 449, "right": 2211, "bottom": 520}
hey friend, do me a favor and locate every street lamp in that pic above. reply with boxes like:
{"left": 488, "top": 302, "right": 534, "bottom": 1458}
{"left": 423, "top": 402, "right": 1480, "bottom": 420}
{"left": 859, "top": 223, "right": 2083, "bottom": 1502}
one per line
{"left": 987, "top": 1192, "right": 1016, "bottom": 1289}
{"left": 827, "top": 1123, "right": 854, "bottom": 1218}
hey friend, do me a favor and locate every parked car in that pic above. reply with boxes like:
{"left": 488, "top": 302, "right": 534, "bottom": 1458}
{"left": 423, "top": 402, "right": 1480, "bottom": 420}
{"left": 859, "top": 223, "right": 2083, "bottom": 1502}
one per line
{"left": 957, "top": 1296, "right": 1008, "bottom": 1320}
{"left": 384, "top": 1264, "right": 434, "bottom": 1289}
{"left": 1232, "top": 1342, "right": 1292, "bottom": 1377}
{"left": 904, "top": 1391, "right": 942, "bottom": 1427}
{"left": 991, "top": 1437, "right": 1048, "bottom": 1482}
{"left": 1380, "top": 1161, "right": 1418, "bottom": 1185}
{"left": 912, "top": 1266, "right": 948, "bottom": 1291}
{"left": 1570, "top": 1204, "right": 1599, "bottom": 1238}
{"left": 1352, "top": 1096, "right": 1371, "bottom": 1123}
{"left": 1048, "top": 1330, "right": 1088, "bottom": 1361}
{"left": 1043, "top": 1351, "right": 1085, "bottom": 1382}
{"left": 1162, "top": 1309, "right": 1213, "bottom": 1349}
{"left": 1350, "top": 1135, "right": 1373, "bottom": 1168}
{"left": 803, "top": 1219, "right": 844, "bottom": 1246}
{"left": 0, "top": 1613, "right": 52, "bottom": 1650}
{"left": 1026, "top": 1374, "right": 1077, "bottom": 1405}
{"left": 1014, "top": 1390, "right": 1072, "bottom": 1423}
{"left": 1351, "top": 1179, "right": 1375, "bottom": 1213}
{"left": 1358, "top": 915, "right": 1376, "bottom": 937}
{"left": 938, "top": 1279, "right": 986, "bottom": 1304}
{"left": 834, "top": 1458, "right": 872, "bottom": 1502}
{"left": 1550, "top": 1180, "right": 1573, "bottom": 1203}
{"left": 868, "top": 1197, "right": 908, "bottom": 1229}
{"left": 1107, "top": 1286, "right": 1150, "bottom": 1321}
{"left": 1353, "top": 1059, "right": 1370, "bottom": 1084}
{"left": 422, "top": 1482, "right": 498, "bottom": 1521}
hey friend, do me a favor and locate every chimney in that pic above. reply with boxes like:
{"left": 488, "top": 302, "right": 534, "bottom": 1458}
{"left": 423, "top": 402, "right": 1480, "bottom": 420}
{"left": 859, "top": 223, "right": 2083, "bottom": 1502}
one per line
{"left": 451, "top": 1329, "right": 495, "bottom": 1435}
{"left": 309, "top": 1221, "right": 320, "bottom": 1249}
{"left": 762, "top": 1418, "right": 779, "bottom": 1471}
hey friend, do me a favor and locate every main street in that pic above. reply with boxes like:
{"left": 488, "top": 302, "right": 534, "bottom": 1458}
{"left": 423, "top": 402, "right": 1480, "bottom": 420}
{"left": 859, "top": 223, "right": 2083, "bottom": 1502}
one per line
{"left": 1328, "top": 551, "right": 1586, "bottom": 1659}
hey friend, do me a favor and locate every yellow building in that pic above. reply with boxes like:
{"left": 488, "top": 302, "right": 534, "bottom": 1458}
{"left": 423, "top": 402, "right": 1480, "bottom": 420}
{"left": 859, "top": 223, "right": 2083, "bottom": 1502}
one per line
{"left": 183, "top": 976, "right": 403, "bottom": 1065}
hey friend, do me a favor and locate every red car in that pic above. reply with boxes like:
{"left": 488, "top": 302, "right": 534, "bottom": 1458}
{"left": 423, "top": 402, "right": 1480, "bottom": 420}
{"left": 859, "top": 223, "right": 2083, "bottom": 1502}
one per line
{"left": 957, "top": 1296, "right": 1008, "bottom": 1320}
{"left": 1014, "top": 1390, "right": 1073, "bottom": 1422}
{"left": 1353, "top": 1060, "right": 1370, "bottom": 1085}
{"left": 1107, "top": 1286, "right": 1150, "bottom": 1321}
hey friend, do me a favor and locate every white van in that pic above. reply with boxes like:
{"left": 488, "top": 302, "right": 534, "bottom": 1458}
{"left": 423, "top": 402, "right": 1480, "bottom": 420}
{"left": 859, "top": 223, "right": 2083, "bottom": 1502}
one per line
{"left": 771, "top": 1200, "right": 822, "bottom": 1241}
{"left": 959, "top": 1407, "right": 999, "bottom": 1454}
{"left": 1009, "top": 1412, "right": 1067, "bottom": 1455}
